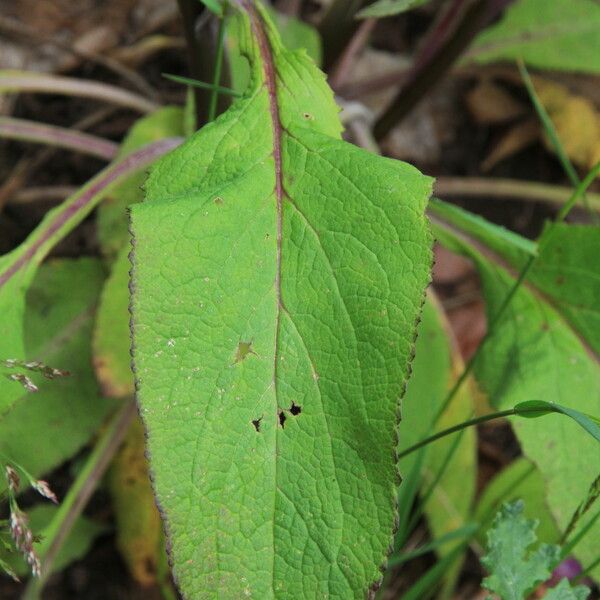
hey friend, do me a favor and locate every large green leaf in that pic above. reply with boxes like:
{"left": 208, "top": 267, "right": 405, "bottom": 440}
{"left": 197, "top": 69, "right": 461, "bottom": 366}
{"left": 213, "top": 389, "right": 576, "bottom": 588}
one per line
{"left": 130, "top": 3, "right": 432, "bottom": 598}
{"left": 399, "top": 294, "right": 475, "bottom": 590}
{"left": 469, "top": 0, "right": 600, "bottom": 74}
{"left": 0, "top": 259, "right": 116, "bottom": 490}
{"left": 434, "top": 221, "right": 600, "bottom": 581}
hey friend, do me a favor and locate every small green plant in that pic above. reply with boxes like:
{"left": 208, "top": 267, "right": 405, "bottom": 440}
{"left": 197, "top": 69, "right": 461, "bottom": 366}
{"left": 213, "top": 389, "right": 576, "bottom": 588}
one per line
{"left": 482, "top": 500, "right": 589, "bottom": 600}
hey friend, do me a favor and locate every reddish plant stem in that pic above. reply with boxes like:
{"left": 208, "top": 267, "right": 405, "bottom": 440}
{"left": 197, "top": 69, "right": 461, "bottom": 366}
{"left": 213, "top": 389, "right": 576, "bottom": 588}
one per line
{"left": 318, "top": 0, "right": 366, "bottom": 70}
{"left": 0, "top": 71, "right": 158, "bottom": 114}
{"left": 424, "top": 0, "right": 470, "bottom": 61}
{"left": 373, "top": 0, "right": 507, "bottom": 140}
{"left": 0, "top": 137, "right": 183, "bottom": 290}
{"left": 336, "top": 0, "right": 469, "bottom": 99}
{"left": 0, "top": 117, "right": 119, "bottom": 160}
{"left": 329, "top": 18, "right": 377, "bottom": 91}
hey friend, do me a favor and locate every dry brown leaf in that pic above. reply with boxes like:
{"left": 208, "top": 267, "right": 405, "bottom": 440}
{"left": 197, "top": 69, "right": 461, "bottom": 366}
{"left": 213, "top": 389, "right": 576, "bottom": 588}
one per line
{"left": 481, "top": 118, "right": 539, "bottom": 171}
{"left": 468, "top": 75, "right": 600, "bottom": 171}
{"left": 465, "top": 79, "right": 526, "bottom": 125}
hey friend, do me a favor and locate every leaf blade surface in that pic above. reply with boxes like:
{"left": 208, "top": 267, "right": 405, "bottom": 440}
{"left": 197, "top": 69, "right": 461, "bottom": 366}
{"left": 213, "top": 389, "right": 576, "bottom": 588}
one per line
{"left": 130, "top": 4, "right": 432, "bottom": 598}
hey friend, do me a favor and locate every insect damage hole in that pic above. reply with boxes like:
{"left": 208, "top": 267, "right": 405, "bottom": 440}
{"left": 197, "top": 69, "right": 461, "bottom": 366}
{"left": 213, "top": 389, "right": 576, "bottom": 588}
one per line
{"left": 290, "top": 403, "right": 302, "bottom": 416}
{"left": 252, "top": 417, "right": 262, "bottom": 432}
{"left": 278, "top": 411, "right": 286, "bottom": 428}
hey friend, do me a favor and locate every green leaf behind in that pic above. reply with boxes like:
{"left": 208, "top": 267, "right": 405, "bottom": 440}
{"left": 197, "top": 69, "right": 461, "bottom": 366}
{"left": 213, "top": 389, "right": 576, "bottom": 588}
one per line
{"left": 399, "top": 294, "right": 476, "bottom": 591}
{"left": 469, "top": 0, "right": 600, "bottom": 74}
{"left": 434, "top": 221, "right": 600, "bottom": 581}
{"left": 93, "top": 245, "right": 135, "bottom": 398}
{"left": 430, "top": 200, "right": 600, "bottom": 355}
{"left": 0, "top": 259, "right": 116, "bottom": 491}
{"left": 474, "top": 458, "right": 561, "bottom": 546}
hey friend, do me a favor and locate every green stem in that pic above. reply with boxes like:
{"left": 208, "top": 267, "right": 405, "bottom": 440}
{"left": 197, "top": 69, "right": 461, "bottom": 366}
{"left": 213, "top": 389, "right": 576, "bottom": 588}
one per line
{"left": 434, "top": 257, "right": 535, "bottom": 422}
{"left": 398, "top": 409, "right": 516, "bottom": 460}
{"left": 433, "top": 162, "right": 600, "bottom": 423}
{"left": 389, "top": 522, "right": 478, "bottom": 568}
{"left": 400, "top": 402, "right": 570, "bottom": 461}
{"left": 23, "top": 402, "right": 136, "bottom": 599}
{"left": 518, "top": 61, "right": 597, "bottom": 222}
{"left": 405, "top": 426, "right": 466, "bottom": 535}
{"left": 208, "top": 3, "right": 229, "bottom": 122}
{"left": 163, "top": 73, "right": 241, "bottom": 97}
{"left": 554, "top": 162, "right": 600, "bottom": 225}
{"left": 561, "top": 507, "right": 600, "bottom": 560}
{"left": 434, "top": 176, "right": 600, "bottom": 213}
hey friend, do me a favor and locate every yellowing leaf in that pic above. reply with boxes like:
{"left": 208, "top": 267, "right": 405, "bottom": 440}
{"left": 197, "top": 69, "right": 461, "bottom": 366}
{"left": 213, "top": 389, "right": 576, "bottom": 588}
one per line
{"left": 93, "top": 246, "right": 134, "bottom": 398}
{"left": 533, "top": 77, "right": 600, "bottom": 170}
{"left": 109, "top": 417, "right": 162, "bottom": 587}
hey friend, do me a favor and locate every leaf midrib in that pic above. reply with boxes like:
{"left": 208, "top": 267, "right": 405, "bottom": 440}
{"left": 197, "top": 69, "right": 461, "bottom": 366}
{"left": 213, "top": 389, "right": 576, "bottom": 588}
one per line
{"left": 240, "top": 3, "right": 284, "bottom": 594}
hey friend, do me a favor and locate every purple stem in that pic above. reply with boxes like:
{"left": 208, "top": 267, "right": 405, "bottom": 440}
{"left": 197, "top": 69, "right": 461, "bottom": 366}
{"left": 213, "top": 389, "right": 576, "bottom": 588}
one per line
{"left": 0, "top": 137, "right": 183, "bottom": 290}
{"left": 412, "top": 0, "right": 469, "bottom": 74}
{"left": 0, "top": 117, "right": 119, "bottom": 160}
{"left": 0, "top": 71, "right": 158, "bottom": 114}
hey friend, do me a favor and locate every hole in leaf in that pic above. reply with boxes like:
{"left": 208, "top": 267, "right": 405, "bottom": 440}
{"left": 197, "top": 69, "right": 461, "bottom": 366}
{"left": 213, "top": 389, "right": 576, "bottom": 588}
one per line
{"left": 214, "top": 196, "right": 224, "bottom": 205}
{"left": 278, "top": 411, "right": 286, "bottom": 428}
{"left": 252, "top": 417, "right": 262, "bottom": 432}
{"left": 235, "top": 341, "right": 255, "bottom": 363}
{"left": 290, "top": 403, "right": 302, "bottom": 416}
